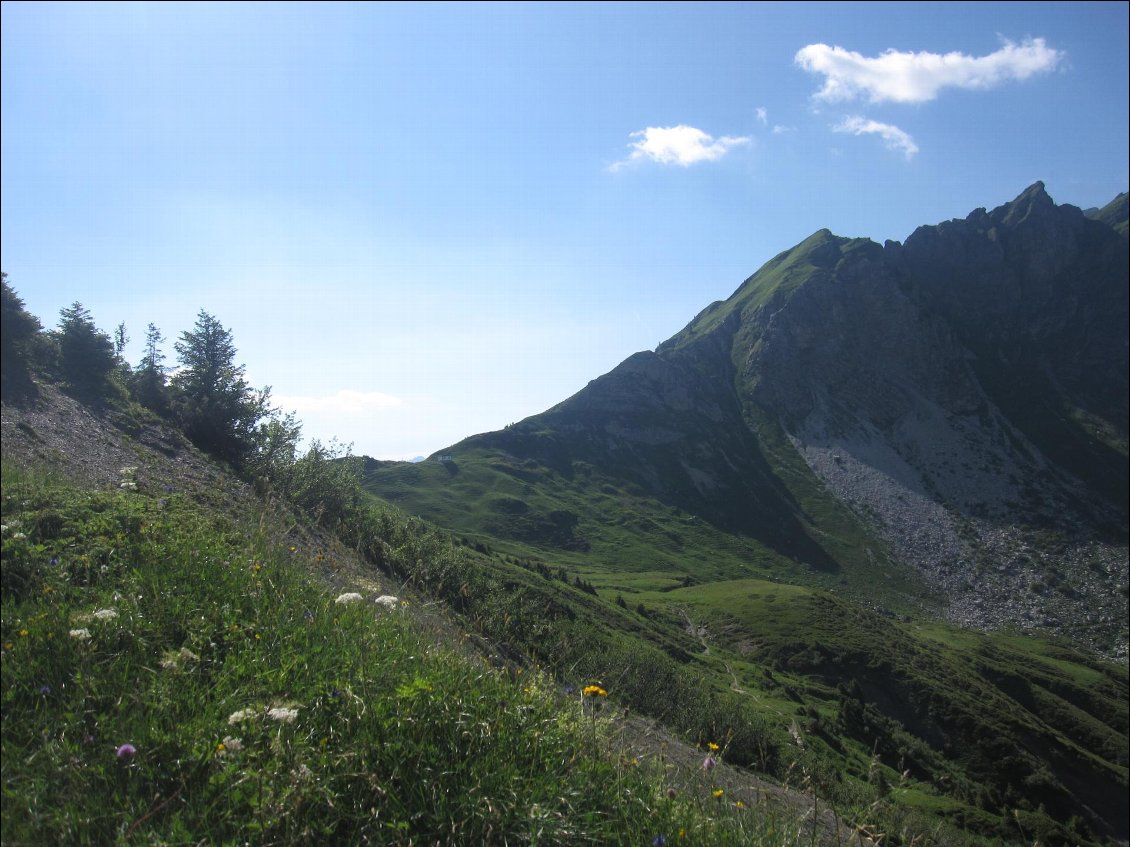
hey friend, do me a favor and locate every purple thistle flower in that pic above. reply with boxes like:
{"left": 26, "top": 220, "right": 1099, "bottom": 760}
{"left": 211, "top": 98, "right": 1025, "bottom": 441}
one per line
{"left": 702, "top": 755, "right": 716, "bottom": 772}
{"left": 653, "top": 837, "right": 667, "bottom": 846}
{"left": 38, "top": 685, "right": 51, "bottom": 696}
{"left": 116, "top": 743, "right": 137, "bottom": 760}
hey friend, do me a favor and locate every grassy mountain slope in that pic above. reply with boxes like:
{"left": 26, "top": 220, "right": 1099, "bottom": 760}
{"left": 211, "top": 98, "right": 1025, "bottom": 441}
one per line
{"left": 2, "top": 387, "right": 826, "bottom": 846}
{"left": 360, "top": 184, "right": 1129, "bottom": 843}
{"left": 5, "top": 183, "right": 1126, "bottom": 845}
{"left": 5, "top": 379, "right": 1123, "bottom": 846}
{"left": 365, "top": 184, "right": 1128, "bottom": 654}
{"left": 359, "top": 453, "right": 1129, "bottom": 845}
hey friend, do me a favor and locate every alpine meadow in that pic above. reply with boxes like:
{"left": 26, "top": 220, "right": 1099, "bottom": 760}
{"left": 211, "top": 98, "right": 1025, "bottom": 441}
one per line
{"left": 3, "top": 182, "right": 1127, "bottom": 846}
{"left": 2, "top": 4, "right": 1129, "bottom": 846}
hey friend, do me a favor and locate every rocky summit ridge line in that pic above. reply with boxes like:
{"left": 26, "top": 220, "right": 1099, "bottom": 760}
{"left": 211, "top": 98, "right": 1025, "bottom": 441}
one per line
{"left": 366, "top": 184, "right": 1129, "bottom": 659}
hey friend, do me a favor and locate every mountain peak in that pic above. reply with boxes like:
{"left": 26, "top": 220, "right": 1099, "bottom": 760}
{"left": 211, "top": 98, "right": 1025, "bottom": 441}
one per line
{"left": 996, "top": 180, "right": 1056, "bottom": 227}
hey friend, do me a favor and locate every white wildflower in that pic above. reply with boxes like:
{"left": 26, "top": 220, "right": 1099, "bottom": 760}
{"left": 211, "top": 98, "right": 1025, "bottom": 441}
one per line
{"left": 228, "top": 708, "right": 259, "bottom": 725}
{"left": 334, "top": 592, "right": 364, "bottom": 605}
{"left": 217, "top": 736, "right": 242, "bottom": 755}
{"left": 160, "top": 647, "right": 199, "bottom": 670}
{"left": 92, "top": 609, "right": 118, "bottom": 621}
{"left": 375, "top": 595, "right": 399, "bottom": 609}
{"left": 69, "top": 628, "right": 92, "bottom": 641}
{"left": 267, "top": 705, "right": 299, "bottom": 724}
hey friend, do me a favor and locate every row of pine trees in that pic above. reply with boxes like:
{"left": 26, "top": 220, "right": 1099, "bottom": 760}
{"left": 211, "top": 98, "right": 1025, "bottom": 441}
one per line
{"left": 2, "top": 272, "right": 284, "bottom": 470}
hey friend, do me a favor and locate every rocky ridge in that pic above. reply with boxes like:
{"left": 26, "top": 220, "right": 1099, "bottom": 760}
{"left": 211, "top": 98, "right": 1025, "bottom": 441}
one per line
{"left": 450, "top": 184, "right": 1130, "bottom": 657}
{"left": 736, "top": 185, "right": 1128, "bottom": 656}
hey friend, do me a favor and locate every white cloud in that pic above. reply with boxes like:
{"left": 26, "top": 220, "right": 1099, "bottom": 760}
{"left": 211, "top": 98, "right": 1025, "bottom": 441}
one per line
{"left": 609, "top": 125, "right": 751, "bottom": 171}
{"left": 755, "top": 107, "right": 768, "bottom": 125}
{"left": 771, "top": 125, "right": 794, "bottom": 135}
{"left": 274, "top": 389, "right": 404, "bottom": 416}
{"left": 834, "top": 116, "right": 919, "bottom": 159}
{"left": 795, "top": 37, "right": 1064, "bottom": 104}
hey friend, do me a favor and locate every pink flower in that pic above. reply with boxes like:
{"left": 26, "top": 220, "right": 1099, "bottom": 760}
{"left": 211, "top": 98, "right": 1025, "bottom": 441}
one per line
{"left": 702, "top": 755, "right": 716, "bottom": 772}
{"left": 116, "top": 743, "right": 137, "bottom": 760}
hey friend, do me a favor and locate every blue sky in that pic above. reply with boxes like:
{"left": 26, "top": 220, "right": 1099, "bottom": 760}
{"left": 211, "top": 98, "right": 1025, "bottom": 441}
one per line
{"left": 3, "top": 1, "right": 1127, "bottom": 459}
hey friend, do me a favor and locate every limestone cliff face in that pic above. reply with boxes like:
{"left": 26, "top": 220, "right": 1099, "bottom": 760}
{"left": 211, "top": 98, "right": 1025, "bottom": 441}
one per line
{"left": 467, "top": 184, "right": 1129, "bottom": 653}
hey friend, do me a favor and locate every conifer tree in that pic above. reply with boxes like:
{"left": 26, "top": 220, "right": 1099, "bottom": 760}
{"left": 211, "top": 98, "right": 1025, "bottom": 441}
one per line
{"left": 1, "top": 273, "right": 43, "bottom": 396}
{"left": 171, "top": 310, "right": 270, "bottom": 465}
{"left": 56, "top": 302, "right": 116, "bottom": 399}
{"left": 131, "top": 323, "right": 169, "bottom": 414}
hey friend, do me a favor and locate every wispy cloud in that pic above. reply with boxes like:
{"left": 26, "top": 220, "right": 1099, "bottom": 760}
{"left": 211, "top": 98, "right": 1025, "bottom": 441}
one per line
{"left": 609, "top": 125, "right": 751, "bottom": 171}
{"left": 274, "top": 389, "right": 404, "bottom": 416}
{"left": 795, "top": 37, "right": 1064, "bottom": 104}
{"left": 834, "top": 116, "right": 919, "bottom": 159}
{"left": 755, "top": 107, "right": 768, "bottom": 125}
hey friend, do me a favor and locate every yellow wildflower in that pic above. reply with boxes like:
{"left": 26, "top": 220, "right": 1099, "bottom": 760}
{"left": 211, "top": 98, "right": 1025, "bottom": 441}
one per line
{"left": 582, "top": 685, "right": 608, "bottom": 697}
{"left": 712, "top": 789, "right": 724, "bottom": 799}
{"left": 707, "top": 742, "right": 720, "bottom": 751}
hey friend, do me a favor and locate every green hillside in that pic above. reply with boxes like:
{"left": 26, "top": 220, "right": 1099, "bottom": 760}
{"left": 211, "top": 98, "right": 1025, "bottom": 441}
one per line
{"left": 4, "top": 184, "right": 1127, "bottom": 845}
{"left": 0, "top": 459, "right": 805, "bottom": 846}
{"left": 359, "top": 185, "right": 1129, "bottom": 843}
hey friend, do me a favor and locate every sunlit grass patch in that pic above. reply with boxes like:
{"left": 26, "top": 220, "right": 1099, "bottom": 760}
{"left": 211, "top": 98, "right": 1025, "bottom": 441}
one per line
{"left": 1, "top": 465, "right": 795, "bottom": 845}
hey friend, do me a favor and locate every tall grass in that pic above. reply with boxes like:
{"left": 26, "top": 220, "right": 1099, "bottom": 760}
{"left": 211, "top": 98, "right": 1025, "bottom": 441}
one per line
{"left": 1, "top": 463, "right": 798, "bottom": 845}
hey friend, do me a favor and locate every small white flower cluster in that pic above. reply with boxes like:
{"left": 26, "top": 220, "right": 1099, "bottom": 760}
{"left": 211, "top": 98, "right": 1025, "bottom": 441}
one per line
{"left": 267, "top": 706, "right": 300, "bottom": 724}
{"left": 2, "top": 520, "right": 27, "bottom": 540}
{"left": 334, "top": 592, "right": 364, "bottom": 605}
{"left": 227, "top": 704, "right": 300, "bottom": 726}
{"left": 74, "top": 608, "right": 119, "bottom": 626}
{"left": 69, "top": 628, "right": 92, "bottom": 641}
{"left": 375, "top": 595, "right": 399, "bottom": 610}
{"left": 119, "top": 466, "right": 139, "bottom": 491}
{"left": 227, "top": 708, "right": 258, "bottom": 725}
{"left": 159, "top": 646, "right": 200, "bottom": 670}
{"left": 217, "top": 736, "right": 242, "bottom": 756}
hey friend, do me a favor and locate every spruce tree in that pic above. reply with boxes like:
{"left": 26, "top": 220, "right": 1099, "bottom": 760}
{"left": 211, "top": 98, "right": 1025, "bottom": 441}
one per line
{"left": 1, "top": 273, "right": 43, "bottom": 396}
{"left": 171, "top": 310, "right": 270, "bottom": 465}
{"left": 57, "top": 302, "right": 116, "bottom": 400}
{"left": 131, "top": 323, "right": 170, "bottom": 414}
